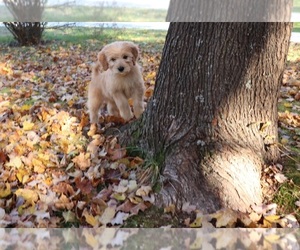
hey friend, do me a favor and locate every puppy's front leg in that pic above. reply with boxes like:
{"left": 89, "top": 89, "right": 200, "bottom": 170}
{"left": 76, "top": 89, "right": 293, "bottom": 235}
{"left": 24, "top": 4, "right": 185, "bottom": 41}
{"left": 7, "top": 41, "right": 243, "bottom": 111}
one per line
{"left": 132, "top": 94, "right": 144, "bottom": 119}
{"left": 113, "top": 92, "right": 133, "bottom": 121}
{"left": 88, "top": 87, "right": 102, "bottom": 124}
{"left": 107, "top": 101, "right": 120, "bottom": 117}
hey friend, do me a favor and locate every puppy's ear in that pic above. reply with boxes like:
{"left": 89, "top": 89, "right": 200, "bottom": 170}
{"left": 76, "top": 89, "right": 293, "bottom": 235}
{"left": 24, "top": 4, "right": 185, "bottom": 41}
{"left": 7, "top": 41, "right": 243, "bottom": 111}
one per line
{"left": 98, "top": 51, "right": 109, "bottom": 71}
{"left": 130, "top": 44, "right": 139, "bottom": 66}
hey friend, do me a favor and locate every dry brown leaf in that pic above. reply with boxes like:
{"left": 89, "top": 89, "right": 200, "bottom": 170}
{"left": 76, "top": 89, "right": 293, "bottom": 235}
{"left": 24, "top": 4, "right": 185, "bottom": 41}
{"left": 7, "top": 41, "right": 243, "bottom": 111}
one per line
{"left": 210, "top": 208, "right": 238, "bottom": 228}
{"left": 75, "top": 177, "right": 93, "bottom": 195}
{"left": 55, "top": 194, "right": 74, "bottom": 210}
{"left": 130, "top": 202, "right": 148, "bottom": 215}
{"left": 72, "top": 152, "right": 91, "bottom": 171}
{"left": 52, "top": 182, "right": 75, "bottom": 196}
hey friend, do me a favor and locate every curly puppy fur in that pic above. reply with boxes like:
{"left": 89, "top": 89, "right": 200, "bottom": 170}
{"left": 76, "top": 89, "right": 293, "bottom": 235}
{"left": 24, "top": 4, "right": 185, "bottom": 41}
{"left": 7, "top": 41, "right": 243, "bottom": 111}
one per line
{"left": 87, "top": 41, "right": 145, "bottom": 123}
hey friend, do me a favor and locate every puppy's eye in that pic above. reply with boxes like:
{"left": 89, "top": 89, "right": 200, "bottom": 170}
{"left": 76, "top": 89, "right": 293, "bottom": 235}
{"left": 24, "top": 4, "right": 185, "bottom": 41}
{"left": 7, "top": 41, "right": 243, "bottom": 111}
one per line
{"left": 123, "top": 55, "right": 128, "bottom": 59}
{"left": 111, "top": 58, "right": 116, "bottom": 62}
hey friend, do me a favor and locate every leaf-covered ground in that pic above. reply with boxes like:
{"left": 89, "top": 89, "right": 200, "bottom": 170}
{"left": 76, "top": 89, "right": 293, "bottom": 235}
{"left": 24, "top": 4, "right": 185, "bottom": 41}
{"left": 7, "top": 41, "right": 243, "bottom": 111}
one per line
{"left": 0, "top": 33, "right": 300, "bottom": 228}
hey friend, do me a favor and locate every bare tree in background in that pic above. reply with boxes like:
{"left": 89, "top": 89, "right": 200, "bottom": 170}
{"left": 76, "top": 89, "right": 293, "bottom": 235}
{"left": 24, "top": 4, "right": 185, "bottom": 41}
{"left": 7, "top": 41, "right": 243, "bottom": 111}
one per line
{"left": 3, "top": 22, "right": 47, "bottom": 46}
{"left": 3, "top": 0, "right": 47, "bottom": 45}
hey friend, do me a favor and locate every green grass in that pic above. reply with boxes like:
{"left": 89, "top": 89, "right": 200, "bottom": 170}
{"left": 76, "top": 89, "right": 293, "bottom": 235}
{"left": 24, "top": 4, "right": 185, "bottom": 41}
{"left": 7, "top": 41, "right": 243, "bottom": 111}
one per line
{"left": 294, "top": 22, "right": 300, "bottom": 33}
{"left": 0, "top": 5, "right": 166, "bottom": 22}
{"left": 122, "top": 206, "right": 181, "bottom": 228}
{"left": 294, "top": 0, "right": 300, "bottom": 12}
{"left": 46, "top": 6, "right": 166, "bottom": 22}
{"left": 273, "top": 182, "right": 300, "bottom": 219}
{"left": 0, "top": 25, "right": 167, "bottom": 49}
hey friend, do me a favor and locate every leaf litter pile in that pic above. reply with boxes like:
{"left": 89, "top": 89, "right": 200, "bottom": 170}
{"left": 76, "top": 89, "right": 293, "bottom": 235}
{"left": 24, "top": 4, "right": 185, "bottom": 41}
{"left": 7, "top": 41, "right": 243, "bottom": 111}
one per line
{"left": 0, "top": 38, "right": 300, "bottom": 228}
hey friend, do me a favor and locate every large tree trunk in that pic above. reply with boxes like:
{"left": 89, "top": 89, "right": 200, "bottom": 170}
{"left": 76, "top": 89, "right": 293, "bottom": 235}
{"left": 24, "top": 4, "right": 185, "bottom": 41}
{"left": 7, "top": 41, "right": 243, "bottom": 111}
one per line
{"left": 122, "top": 22, "right": 292, "bottom": 213}
{"left": 166, "top": 0, "right": 292, "bottom": 22}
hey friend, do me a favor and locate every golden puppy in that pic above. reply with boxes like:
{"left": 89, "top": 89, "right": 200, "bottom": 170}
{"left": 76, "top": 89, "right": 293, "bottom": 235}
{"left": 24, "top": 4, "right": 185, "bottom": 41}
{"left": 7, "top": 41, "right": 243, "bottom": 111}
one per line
{"left": 88, "top": 41, "right": 145, "bottom": 123}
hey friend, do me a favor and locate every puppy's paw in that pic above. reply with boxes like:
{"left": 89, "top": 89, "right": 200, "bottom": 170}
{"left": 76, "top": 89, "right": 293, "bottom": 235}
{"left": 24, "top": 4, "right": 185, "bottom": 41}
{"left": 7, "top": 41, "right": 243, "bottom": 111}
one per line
{"left": 133, "top": 106, "right": 145, "bottom": 119}
{"left": 89, "top": 114, "right": 99, "bottom": 124}
{"left": 121, "top": 110, "right": 134, "bottom": 121}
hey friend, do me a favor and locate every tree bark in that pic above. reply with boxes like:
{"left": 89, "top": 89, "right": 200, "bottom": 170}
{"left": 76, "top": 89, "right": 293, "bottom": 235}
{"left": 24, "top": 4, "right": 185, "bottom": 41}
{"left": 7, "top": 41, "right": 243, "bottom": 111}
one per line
{"left": 166, "top": 0, "right": 292, "bottom": 22}
{"left": 122, "top": 22, "right": 292, "bottom": 213}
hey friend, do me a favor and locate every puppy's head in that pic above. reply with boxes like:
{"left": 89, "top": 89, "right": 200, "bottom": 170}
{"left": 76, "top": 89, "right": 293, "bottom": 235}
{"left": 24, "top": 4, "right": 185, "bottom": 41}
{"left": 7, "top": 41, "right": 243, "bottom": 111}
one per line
{"left": 98, "top": 41, "right": 139, "bottom": 75}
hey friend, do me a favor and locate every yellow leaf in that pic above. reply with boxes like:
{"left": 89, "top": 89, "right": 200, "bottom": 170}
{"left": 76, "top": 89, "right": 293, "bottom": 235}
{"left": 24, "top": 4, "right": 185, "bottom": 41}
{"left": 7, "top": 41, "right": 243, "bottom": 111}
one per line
{"left": 146, "top": 71, "right": 156, "bottom": 79}
{"left": 23, "top": 120, "right": 35, "bottom": 131}
{"left": 0, "top": 183, "right": 11, "bottom": 198}
{"left": 264, "top": 234, "right": 281, "bottom": 243}
{"left": 281, "top": 137, "right": 289, "bottom": 145}
{"left": 6, "top": 156, "right": 23, "bottom": 168}
{"left": 112, "top": 193, "right": 126, "bottom": 201}
{"left": 136, "top": 185, "right": 152, "bottom": 197}
{"left": 190, "top": 217, "right": 202, "bottom": 228}
{"left": 18, "top": 203, "right": 35, "bottom": 215}
{"left": 129, "top": 196, "right": 143, "bottom": 204}
{"left": 190, "top": 237, "right": 202, "bottom": 249}
{"left": 32, "top": 158, "right": 45, "bottom": 174}
{"left": 264, "top": 215, "right": 281, "bottom": 223}
{"left": 259, "top": 121, "right": 271, "bottom": 132}
{"left": 15, "top": 188, "right": 38, "bottom": 203}
{"left": 83, "top": 209, "right": 99, "bottom": 227}
{"left": 38, "top": 153, "right": 50, "bottom": 163}
{"left": 20, "top": 104, "right": 31, "bottom": 111}
{"left": 82, "top": 229, "right": 99, "bottom": 248}
{"left": 283, "top": 102, "right": 293, "bottom": 108}
{"left": 16, "top": 169, "right": 30, "bottom": 183}
{"left": 99, "top": 206, "right": 116, "bottom": 225}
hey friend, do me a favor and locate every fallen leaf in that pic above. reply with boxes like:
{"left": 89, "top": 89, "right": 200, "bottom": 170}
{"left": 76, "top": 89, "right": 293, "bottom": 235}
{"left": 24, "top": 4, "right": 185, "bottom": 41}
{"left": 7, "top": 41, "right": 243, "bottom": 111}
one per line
{"left": 130, "top": 202, "right": 148, "bottom": 215}
{"left": 0, "top": 207, "right": 5, "bottom": 220}
{"left": 111, "top": 212, "right": 129, "bottom": 225}
{"left": 190, "top": 217, "right": 202, "bottom": 228}
{"left": 99, "top": 206, "right": 116, "bottom": 225}
{"left": 252, "top": 203, "right": 277, "bottom": 215}
{"left": 75, "top": 177, "right": 93, "bottom": 195}
{"left": 72, "top": 152, "right": 91, "bottom": 171}
{"left": 53, "top": 182, "right": 75, "bottom": 196}
{"left": 83, "top": 209, "right": 99, "bottom": 227}
{"left": 0, "top": 183, "right": 11, "bottom": 198}
{"left": 164, "top": 204, "right": 176, "bottom": 216}
{"left": 23, "top": 120, "right": 35, "bottom": 131}
{"left": 182, "top": 202, "right": 197, "bottom": 214}
{"left": 63, "top": 211, "right": 76, "bottom": 223}
{"left": 6, "top": 155, "right": 23, "bottom": 168}
{"left": 108, "top": 144, "right": 127, "bottom": 161}
{"left": 210, "top": 208, "right": 238, "bottom": 228}
{"left": 15, "top": 188, "right": 38, "bottom": 203}
{"left": 55, "top": 194, "right": 74, "bottom": 210}
{"left": 82, "top": 228, "right": 99, "bottom": 248}
{"left": 0, "top": 151, "right": 8, "bottom": 164}
{"left": 112, "top": 193, "right": 126, "bottom": 202}
{"left": 136, "top": 185, "right": 152, "bottom": 197}
{"left": 274, "top": 173, "right": 288, "bottom": 183}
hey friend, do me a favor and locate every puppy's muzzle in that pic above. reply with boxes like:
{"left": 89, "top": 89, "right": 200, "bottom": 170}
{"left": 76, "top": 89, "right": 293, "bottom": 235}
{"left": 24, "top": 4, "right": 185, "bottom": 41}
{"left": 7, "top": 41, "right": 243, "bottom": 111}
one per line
{"left": 118, "top": 66, "right": 125, "bottom": 72}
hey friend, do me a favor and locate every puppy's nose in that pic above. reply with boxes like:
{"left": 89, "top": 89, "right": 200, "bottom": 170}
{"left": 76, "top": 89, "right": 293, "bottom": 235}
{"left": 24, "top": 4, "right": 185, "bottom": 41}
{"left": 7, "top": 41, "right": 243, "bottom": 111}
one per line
{"left": 118, "top": 66, "right": 125, "bottom": 72}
